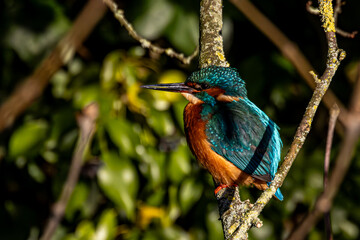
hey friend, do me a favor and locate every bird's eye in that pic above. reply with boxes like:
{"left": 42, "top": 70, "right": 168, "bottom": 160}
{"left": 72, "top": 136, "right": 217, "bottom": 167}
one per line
{"left": 190, "top": 82, "right": 211, "bottom": 91}
{"left": 200, "top": 83, "right": 210, "bottom": 89}
{"left": 193, "top": 83, "right": 210, "bottom": 90}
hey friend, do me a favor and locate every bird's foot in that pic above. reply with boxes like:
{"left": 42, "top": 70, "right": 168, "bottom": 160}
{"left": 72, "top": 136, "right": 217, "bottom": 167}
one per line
{"left": 214, "top": 184, "right": 238, "bottom": 195}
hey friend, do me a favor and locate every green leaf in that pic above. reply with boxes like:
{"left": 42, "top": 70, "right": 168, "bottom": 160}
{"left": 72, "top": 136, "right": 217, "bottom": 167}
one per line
{"left": 28, "top": 163, "right": 46, "bottom": 183}
{"left": 74, "top": 220, "right": 95, "bottom": 239}
{"left": 100, "top": 51, "right": 121, "bottom": 90}
{"left": 6, "top": 8, "right": 70, "bottom": 65}
{"left": 9, "top": 120, "right": 48, "bottom": 157}
{"left": 50, "top": 69, "right": 70, "bottom": 99}
{"left": 173, "top": 101, "right": 187, "bottom": 132}
{"left": 179, "top": 178, "right": 203, "bottom": 214}
{"left": 73, "top": 85, "right": 100, "bottom": 109}
{"left": 147, "top": 110, "right": 175, "bottom": 136}
{"left": 65, "top": 182, "right": 89, "bottom": 221}
{"left": 165, "top": 8, "right": 198, "bottom": 55}
{"left": 272, "top": 53, "right": 295, "bottom": 75}
{"left": 146, "top": 188, "right": 166, "bottom": 206}
{"left": 94, "top": 209, "right": 117, "bottom": 240}
{"left": 140, "top": 147, "right": 166, "bottom": 188}
{"left": 168, "top": 185, "right": 180, "bottom": 222}
{"left": 133, "top": 0, "right": 175, "bottom": 40}
{"left": 206, "top": 207, "right": 223, "bottom": 240}
{"left": 98, "top": 152, "right": 139, "bottom": 220}
{"left": 167, "top": 143, "right": 191, "bottom": 184}
{"left": 41, "top": 150, "right": 58, "bottom": 164}
{"left": 105, "top": 118, "right": 139, "bottom": 157}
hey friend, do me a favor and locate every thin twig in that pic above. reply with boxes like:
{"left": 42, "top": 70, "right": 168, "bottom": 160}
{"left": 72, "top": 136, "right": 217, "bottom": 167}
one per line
{"left": 324, "top": 104, "right": 340, "bottom": 190}
{"left": 40, "top": 103, "right": 99, "bottom": 240}
{"left": 335, "top": 28, "right": 358, "bottom": 39}
{"left": 103, "top": 0, "right": 198, "bottom": 65}
{"left": 0, "top": 0, "right": 106, "bottom": 132}
{"left": 323, "top": 104, "right": 339, "bottom": 240}
{"left": 333, "top": 0, "right": 343, "bottom": 26}
{"left": 306, "top": 1, "right": 320, "bottom": 15}
{"left": 349, "top": 64, "right": 360, "bottom": 113}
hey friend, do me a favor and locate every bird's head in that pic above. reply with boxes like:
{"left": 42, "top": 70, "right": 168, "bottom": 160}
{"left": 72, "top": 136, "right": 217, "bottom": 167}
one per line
{"left": 142, "top": 66, "right": 247, "bottom": 105}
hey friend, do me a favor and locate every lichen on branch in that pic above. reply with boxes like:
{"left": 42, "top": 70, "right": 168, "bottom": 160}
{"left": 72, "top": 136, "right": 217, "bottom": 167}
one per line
{"left": 319, "top": 0, "right": 336, "bottom": 32}
{"left": 199, "top": 0, "right": 229, "bottom": 68}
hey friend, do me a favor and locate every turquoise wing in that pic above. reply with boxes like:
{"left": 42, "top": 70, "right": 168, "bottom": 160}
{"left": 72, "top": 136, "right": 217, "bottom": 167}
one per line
{"left": 205, "top": 98, "right": 283, "bottom": 199}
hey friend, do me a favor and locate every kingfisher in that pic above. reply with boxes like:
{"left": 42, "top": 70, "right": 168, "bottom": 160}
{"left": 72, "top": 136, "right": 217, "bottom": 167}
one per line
{"left": 142, "top": 66, "right": 283, "bottom": 200}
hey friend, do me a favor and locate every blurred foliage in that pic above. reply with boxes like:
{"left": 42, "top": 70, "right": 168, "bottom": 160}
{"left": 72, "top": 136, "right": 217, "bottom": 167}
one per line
{"left": 1, "top": 0, "right": 360, "bottom": 239}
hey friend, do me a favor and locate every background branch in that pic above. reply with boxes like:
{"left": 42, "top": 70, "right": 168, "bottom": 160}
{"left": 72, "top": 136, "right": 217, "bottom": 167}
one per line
{"left": 40, "top": 103, "right": 99, "bottom": 240}
{"left": 323, "top": 104, "right": 339, "bottom": 240}
{"left": 0, "top": 0, "right": 106, "bottom": 132}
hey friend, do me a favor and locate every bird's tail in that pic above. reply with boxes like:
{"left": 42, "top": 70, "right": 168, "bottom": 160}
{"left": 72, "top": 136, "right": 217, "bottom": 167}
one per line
{"left": 274, "top": 188, "right": 283, "bottom": 201}
{"left": 267, "top": 182, "right": 283, "bottom": 201}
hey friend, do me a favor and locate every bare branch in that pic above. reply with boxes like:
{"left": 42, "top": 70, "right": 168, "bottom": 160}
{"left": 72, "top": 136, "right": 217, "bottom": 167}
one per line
{"left": 335, "top": 28, "right": 358, "bottom": 38}
{"left": 103, "top": 0, "right": 198, "bottom": 65}
{"left": 324, "top": 104, "right": 340, "bottom": 190}
{"left": 323, "top": 104, "right": 340, "bottom": 240}
{"left": 0, "top": 0, "right": 106, "bottom": 132}
{"left": 306, "top": 1, "right": 320, "bottom": 15}
{"left": 40, "top": 103, "right": 99, "bottom": 240}
{"left": 349, "top": 64, "right": 360, "bottom": 113}
{"left": 334, "top": 0, "right": 343, "bottom": 26}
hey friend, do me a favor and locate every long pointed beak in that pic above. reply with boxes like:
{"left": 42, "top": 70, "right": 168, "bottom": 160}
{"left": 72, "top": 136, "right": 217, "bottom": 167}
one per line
{"left": 141, "top": 83, "right": 195, "bottom": 93}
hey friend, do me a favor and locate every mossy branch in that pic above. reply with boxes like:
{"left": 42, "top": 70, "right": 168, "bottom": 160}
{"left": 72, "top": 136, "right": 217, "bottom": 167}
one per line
{"left": 199, "top": 0, "right": 229, "bottom": 68}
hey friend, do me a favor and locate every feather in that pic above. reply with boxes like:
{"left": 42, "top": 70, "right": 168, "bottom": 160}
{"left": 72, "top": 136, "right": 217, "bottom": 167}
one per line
{"left": 205, "top": 98, "right": 283, "bottom": 200}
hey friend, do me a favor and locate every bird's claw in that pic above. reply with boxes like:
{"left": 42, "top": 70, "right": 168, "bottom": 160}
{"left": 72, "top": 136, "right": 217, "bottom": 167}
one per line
{"left": 214, "top": 184, "right": 238, "bottom": 195}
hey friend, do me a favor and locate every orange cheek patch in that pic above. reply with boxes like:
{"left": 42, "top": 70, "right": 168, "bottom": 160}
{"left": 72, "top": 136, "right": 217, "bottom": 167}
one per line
{"left": 216, "top": 94, "right": 242, "bottom": 102}
{"left": 204, "top": 87, "right": 225, "bottom": 96}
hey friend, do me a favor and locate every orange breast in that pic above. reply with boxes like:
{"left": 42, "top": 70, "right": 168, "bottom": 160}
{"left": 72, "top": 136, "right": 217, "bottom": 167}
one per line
{"left": 183, "top": 103, "right": 268, "bottom": 190}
